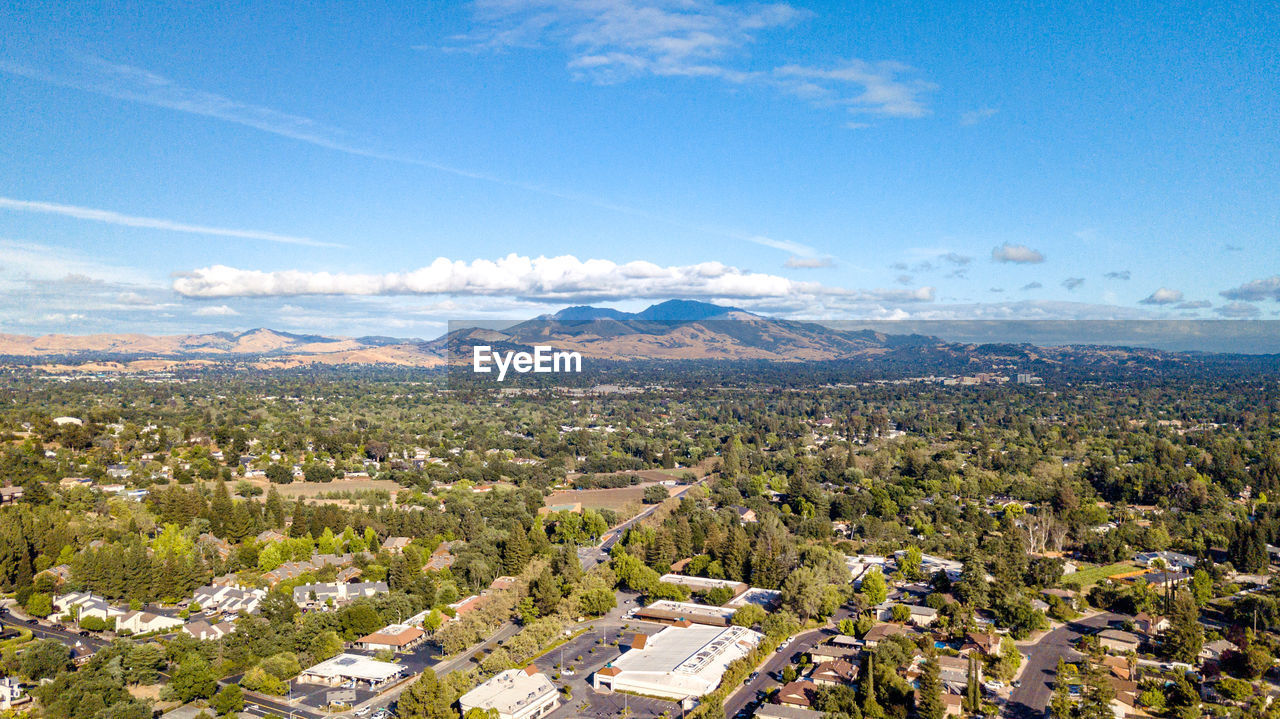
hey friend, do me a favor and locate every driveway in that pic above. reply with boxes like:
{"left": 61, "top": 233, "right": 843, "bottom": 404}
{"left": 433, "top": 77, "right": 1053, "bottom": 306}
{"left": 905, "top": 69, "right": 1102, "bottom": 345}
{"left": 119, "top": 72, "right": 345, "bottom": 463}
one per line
{"left": 1003, "top": 612, "right": 1123, "bottom": 718}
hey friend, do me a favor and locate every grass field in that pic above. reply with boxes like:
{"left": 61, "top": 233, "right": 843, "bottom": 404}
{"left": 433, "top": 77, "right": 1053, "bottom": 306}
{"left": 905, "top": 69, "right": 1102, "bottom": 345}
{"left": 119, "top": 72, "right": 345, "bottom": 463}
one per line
{"left": 1060, "top": 561, "right": 1139, "bottom": 589}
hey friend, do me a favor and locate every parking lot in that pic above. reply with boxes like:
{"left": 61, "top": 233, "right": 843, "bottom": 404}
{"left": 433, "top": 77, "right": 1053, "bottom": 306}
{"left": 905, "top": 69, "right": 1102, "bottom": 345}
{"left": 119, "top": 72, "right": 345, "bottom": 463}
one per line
{"left": 533, "top": 622, "right": 680, "bottom": 719}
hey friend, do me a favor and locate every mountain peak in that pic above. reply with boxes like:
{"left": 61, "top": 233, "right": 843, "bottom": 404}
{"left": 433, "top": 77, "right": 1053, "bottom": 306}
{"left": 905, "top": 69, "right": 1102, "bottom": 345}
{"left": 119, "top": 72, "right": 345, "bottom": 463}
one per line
{"left": 634, "top": 299, "right": 744, "bottom": 322}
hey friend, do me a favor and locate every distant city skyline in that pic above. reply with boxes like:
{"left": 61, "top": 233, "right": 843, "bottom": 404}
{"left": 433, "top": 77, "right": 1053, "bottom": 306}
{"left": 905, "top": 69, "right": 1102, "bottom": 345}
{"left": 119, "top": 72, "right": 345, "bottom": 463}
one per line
{"left": 1, "top": 1, "right": 1277, "bottom": 336}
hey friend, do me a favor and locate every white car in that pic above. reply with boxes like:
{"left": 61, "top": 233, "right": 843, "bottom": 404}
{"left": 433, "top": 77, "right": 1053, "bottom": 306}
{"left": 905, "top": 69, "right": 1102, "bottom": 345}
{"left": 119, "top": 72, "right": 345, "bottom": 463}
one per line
{"left": 355, "top": 707, "right": 372, "bottom": 717}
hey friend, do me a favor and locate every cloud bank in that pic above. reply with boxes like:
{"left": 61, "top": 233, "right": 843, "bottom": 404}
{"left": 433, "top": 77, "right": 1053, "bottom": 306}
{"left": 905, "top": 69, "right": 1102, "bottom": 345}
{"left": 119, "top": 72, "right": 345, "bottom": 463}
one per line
{"left": 1221, "top": 276, "right": 1280, "bottom": 302}
{"left": 173, "top": 254, "right": 818, "bottom": 300}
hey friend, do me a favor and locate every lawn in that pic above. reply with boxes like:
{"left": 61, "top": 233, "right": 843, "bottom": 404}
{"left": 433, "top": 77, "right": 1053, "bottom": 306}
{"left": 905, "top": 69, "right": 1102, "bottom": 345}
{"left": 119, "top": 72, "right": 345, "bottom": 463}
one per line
{"left": 1060, "top": 561, "right": 1139, "bottom": 589}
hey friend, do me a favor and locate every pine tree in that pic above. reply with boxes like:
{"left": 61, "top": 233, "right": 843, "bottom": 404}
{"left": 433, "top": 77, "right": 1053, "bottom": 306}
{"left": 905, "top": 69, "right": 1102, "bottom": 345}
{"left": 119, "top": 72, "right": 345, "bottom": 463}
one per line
{"left": 265, "top": 487, "right": 286, "bottom": 528}
{"left": 209, "top": 481, "right": 233, "bottom": 537}
{"left": 917, "top": 655, "right": 945, "bottom": 719}
{"left": 861, "top": 654, "right": 884, "bottom": 718}
{"left": 501, "top": 523, "right": 530, "bottom": 575}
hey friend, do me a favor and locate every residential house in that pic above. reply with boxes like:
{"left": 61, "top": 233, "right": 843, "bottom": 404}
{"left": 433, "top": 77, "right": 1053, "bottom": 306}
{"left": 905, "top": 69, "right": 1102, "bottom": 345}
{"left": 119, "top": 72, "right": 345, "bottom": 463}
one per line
{"left": 35, "top": 564, "right": 72, "bottom": 586}
{"left": 292, "top": 581, "right": 387, "bottom": 610}
{"left": 116, "top": 610, "right": 183, "bottom": 635}
{"left": 183, "top": 620, "right": 233, "bottom": 641}
{"left": 960, "top": 632, "right": 1002, "bottom": 657}
{"left": 935, "top": 656, "right": 974, "bottom": 693}
{"left": 0, "top": 677, "right": 28, "bottom": 710}
{"left": 877, "top": 604, "right": 938, "bottom": 627}
{"left": 192, "top": 584, "right": 265, "bottom": 616}
{"left": 1133, "top": 613, "right": 1170, "bottom": 637}
{"left": 1199, "top": 639, "right": 1237, "bottom": 664}
{"left": 1097, "top": 629, "right": 1141, "bottom": 654}
{"left": 730, "top": 506, "right": 757, "bottom": 524}
{"left": 810, "top": 660, "right": 858, "bottom": 687}
{"left": 1135, "top": 551, "right": 1197, "bottom": 572}
{"left": 755, "top": 706, "right": 824, "bottom": 719}
{"left": 0, "top": 486, "right": 24, "bottom": 505}
{"left": 425, "top": 541, "right": 458, "bottom": 571}
{"left": 255, "top": 529, "right": 288, "bottom": 544}
{"left": 809, "top": 640, "right": 863, "bottom": 664}
{"left": 777, "top": 681, "right": 818, "bottom": 709}
{"left": 197, "top": 533, "right": 234, "bottom": 562}
{"left": 862, "top": 623, "right": 912, "bottom": 648}
{"left": 53, "top": 592, "right": 120, "bottom": 623}
{"left": 381, "top": 536, "right": 413, "bottom": 554}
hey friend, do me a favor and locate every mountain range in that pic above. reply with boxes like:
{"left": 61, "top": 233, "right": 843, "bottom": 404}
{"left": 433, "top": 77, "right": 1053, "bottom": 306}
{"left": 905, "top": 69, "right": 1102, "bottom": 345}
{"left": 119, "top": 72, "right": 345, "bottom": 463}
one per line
{"left": 0, "top": 300, "right": 1209, "bottom": 372}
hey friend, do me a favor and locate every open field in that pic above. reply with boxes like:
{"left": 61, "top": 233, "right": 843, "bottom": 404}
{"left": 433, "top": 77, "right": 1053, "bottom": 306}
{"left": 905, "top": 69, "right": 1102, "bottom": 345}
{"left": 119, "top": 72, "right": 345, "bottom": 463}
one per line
{"left": 544, "top": 485, "right": 652, "bottom": 515}
{"left": 1060, "top": 561, "right": 1140, "bottom": 589}
{"left": 565, "top": 467, "right": 691, "bottom": 484}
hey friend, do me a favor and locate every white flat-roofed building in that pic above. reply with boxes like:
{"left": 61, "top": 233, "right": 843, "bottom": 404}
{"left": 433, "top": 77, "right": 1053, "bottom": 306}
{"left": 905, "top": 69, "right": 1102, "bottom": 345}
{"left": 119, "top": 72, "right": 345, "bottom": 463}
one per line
{"left": 459, "top": 666, "right": 559, "bottom": 719}
{"left": 658, "top": 574, "right": 749, "bottom": 600}
{"left": 299, "top": 653, "right": 405, "bottom": 689}
{"left": 593, "top": 624, "right": 763, "bottom": 700}
{"left": 633, "top": 600, "right": 736, "bottom": 627}
{"left": 725, "top": 587, "right": 783, "bottom": 610}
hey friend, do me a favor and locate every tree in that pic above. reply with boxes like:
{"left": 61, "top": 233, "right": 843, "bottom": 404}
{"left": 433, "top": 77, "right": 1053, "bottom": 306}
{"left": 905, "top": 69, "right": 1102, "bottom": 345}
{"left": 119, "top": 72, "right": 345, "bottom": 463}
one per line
{"left": 398, "top": 669, "right": 453, "bottom": 719}
{"left": 898, "top": 547, "right": 923, "bottom": 581}
{"left": 211, "top": 684, "right": 245, "bottom": 716}
{"left": 265, "top": 464, "right": 293, "bottom": 484}
{"left": 860, "top": 568, "right": 887, "bottom": 606}
{"left": 731, "top": 604, "right": 766, "bottom": 628}
{"left": 25, "top": 591, "right": 52, "bottom": 617}
{"left": 19, "top": 639, "right": 71, "bottom": 680}
{"left": 964, "top": 654, "right": 981, "bottom": 715}
{"left": 1161, "top": 591, "right": 1203, "bottom": 663}
{"left": 577, "top": 587, "right": 616, "bottom": 617}
{"left": 916, "top": 655, "right": 945, "bottom": 719}
{"left": 1049, "top": 658, "right": 1074, "bottom": 719}
{"left": 861, "top": 654, "right": 884, "bottom": 719}
{"left": 1190, "top": 569, "right": 1212, "bottom": 606}
{"left": 643, "top": 485, "right": 669, "bottom": 504}
{"left": 164, "top": 654, "right": 217, "bottom": 703}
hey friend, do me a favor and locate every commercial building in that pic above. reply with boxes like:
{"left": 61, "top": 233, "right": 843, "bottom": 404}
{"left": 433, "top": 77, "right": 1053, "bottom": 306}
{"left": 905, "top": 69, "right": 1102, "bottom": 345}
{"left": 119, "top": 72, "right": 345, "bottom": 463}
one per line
{"left": 459, "top": 666, "right": 559, "bottom": 719}
{"left": 354, "top": 624, "right": 427, "bottom": 653}
{"left": 658, "top": 574, "right": 749, "bottom": 600}
{"left": 592, "top": 624, "right": 763, "bottom": 700}
{"left": 299, "top": 654, "right": 405, "bottom": 689}
{"left": 633, "top": 600, "right": 736, "bottom": 627}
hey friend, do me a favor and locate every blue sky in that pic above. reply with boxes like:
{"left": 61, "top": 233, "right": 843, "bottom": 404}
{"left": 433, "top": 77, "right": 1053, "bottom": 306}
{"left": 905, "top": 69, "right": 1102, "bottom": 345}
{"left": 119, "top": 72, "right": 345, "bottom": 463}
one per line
{"left": 0, "top": 0, "right": 1277, "bottom": 336}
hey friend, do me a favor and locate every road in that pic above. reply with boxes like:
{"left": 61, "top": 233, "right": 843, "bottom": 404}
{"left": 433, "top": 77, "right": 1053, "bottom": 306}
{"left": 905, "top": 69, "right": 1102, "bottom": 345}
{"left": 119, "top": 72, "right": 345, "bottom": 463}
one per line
{"left": 722, "top": 605, "right": 857, "bottom": 718}
{"left": 1004, "top": 612, "right": 1122, "bottom": 719}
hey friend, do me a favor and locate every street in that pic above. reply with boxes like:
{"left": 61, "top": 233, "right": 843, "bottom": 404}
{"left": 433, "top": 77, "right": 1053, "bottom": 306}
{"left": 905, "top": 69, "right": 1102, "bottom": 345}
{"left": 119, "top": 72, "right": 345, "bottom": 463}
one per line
{"left": 1003, "top": 612, "right": 1122, "bottom": 719}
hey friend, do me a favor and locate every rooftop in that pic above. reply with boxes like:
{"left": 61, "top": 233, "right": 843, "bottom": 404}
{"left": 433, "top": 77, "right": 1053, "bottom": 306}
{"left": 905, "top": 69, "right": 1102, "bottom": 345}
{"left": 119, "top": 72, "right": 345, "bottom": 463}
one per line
{"left": 460, "top": 667, "right": 556, "bottom": 715}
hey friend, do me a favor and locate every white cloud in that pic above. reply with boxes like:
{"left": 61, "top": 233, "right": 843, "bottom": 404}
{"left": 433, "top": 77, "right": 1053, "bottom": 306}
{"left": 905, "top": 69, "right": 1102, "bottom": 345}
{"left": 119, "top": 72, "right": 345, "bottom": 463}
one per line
{"left": 456, "top": 1, "right": 934, "bottom": 120}
{"left": 1139, "top": 287, "right": 1183, "bottom": 305}
{"left": 0, "top": 196, "right": 338, "bottom": 248}
{"left": 1220, "top": 275, "right": 1280, "bottom": 302}
{"left": 991, "top": 243, "right": 1045, "bottom": 264}
{"left": 172, "top": 254, "right": 822, "bottom": 301}
{"left": 959, "top": 107, "right": 997, "bottom": 125}
{"left": 193, "top": 304, "right": 240, "bottom": 316}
